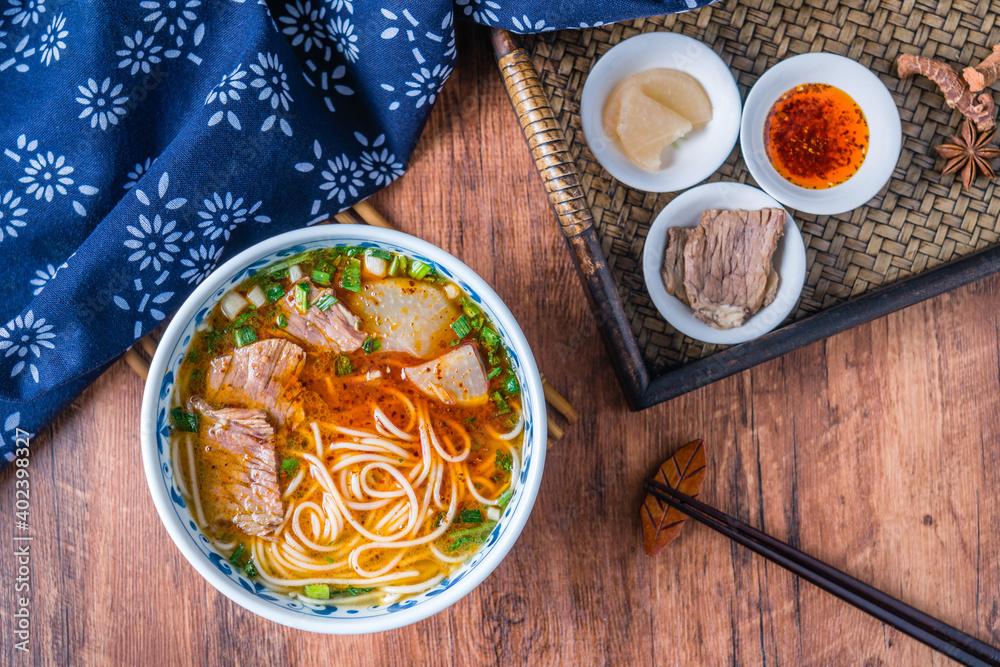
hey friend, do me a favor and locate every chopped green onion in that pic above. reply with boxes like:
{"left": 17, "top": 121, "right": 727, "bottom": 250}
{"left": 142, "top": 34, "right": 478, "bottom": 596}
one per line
{"left": 170, "top": 407, "right": 199, "bottom": 433}
{"left": 480, "top": 327, "right": 501, "bottom": 353}
{"left": 233, "top": 327, "right": 257, "bottom": 348}
{"left": 281, "top": 457, "right": 299, "bottom": 476}
{"left": 326, "top": 557, "right": 337, "bottom": 563}
{"left": 367, "top": 248, "right": 392, "bottom": 261}
{"left": 265, "top": 284, "right": 284, "bottom": 303}
{"left": 314, "top": 294, "right": 338, "bottom": 311}
{"left": 244, "top": 560, "right": 257, "bottom": 577}
{"left": 265, "top": 256, "right": 305, "bottom": 275}
{"left": 451, "top": 314, "right": 472, "bottom": 339}
{"left": 491, "top": 391, "right": 510, "bottom": 415}
{"left": 496, "top": 451, "right": 512, "bottom": 472}
{"left": 340, "top": 258, "right": 362, "bottom": 293}
{"left": 362, "top": 336, "right": 381, "bottom": 354}
{"left": 230, "top": 310, "right": 255, "bottom": 330}
{"left": 458, "top": 508, "right": 483, "bottom": 524}
{"left": 338, "top": 585, "right": 373, "bottom": 597}
{"left": 462, "top": 297, "right": 482, "bottom": 319}
{"left": 486, "top": 367, "right": 502, "bottom": 380}
{"left": 311, "top": 269, "right": 331, "bottom": 286}
{"left": 229, "top": 543, "right": 246, "bottom": 565}
{"left": 335, "top": 355, "right": 354, "bottom": 376}
{"left": 448, "top": 522, "right": 496, "bottom": 540}
{"left": 294, "top": 282, "right": 310, "bottom": 313}
{"left": 303, "top": 584, "right": 330, "bottom": 599}
{"left": 497, "top": 489, "right": 513, "bottom": 508}
{"left": 388, "top": 254, "right": 407, "bottom": 277}
{"left": 447, "top": 536, "right": 478, "bottom": 552}
{"left": 276, "top": 314, "right": 288, "bottom": 328}
{"left": 502, "top": 374, "right": 520, "bottom": 395}
{"left": 408, "top": 259, "right": 432, "bottom": 280}
{"left": 345, "top": 247, "right": 363, "bottom": 257}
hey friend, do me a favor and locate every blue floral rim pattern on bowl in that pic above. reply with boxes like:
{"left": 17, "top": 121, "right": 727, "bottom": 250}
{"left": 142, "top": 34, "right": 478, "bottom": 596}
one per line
{"left": 140, "top": 226, "right": 547, "bottom": 634}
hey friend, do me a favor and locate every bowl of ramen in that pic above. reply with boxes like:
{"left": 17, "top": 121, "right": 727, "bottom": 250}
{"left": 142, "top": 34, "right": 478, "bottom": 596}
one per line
{"left": 140, "top": 225, "right": 547, "bottom": 633}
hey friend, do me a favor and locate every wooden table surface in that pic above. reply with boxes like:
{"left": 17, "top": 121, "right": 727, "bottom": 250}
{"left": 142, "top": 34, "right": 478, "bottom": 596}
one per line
{"left": 4, "top": 23, "right": 999, "bottom": 667}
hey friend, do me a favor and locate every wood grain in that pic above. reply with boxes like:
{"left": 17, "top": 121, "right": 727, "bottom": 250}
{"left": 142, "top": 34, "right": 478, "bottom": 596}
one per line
{"left": 2, "top": 23, "right": 999, "bottom": 666}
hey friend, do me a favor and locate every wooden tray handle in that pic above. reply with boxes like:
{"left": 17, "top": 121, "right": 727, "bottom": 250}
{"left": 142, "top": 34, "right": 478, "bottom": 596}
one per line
{"left": 490, "top": 28, "right": 650, "bottom": 407}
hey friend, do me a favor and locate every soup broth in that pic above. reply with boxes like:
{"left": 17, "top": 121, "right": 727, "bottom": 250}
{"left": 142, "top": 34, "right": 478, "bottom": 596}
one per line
{"left": 169, "top": 246, "right": 524, "bottom": 606}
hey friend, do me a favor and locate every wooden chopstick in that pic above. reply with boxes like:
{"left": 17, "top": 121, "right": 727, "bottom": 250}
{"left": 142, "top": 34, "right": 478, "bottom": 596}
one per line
{"left": 541, "top": 374, "right": 578, "bottom": 424}
{"left": 643, "top": 478, "right": 1000, "bottom": 667}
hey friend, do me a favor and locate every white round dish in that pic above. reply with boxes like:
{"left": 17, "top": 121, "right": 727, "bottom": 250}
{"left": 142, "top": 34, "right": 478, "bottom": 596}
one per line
{"left": 740, "top": 52, "right": 902, "bottom": 215}
{"left": 642, "top": 182, "right": 806, "bottom": 345}
{"left": 140, "top": 226, "right": 547, "bottom": 634}
{"left": 580, "top": 32, "right": 742, "bottom": 193}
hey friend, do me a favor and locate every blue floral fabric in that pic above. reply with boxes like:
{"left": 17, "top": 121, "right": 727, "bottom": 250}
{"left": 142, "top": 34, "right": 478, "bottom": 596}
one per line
{"left": 0, "top": 0, "right": 711, "bottom": 465}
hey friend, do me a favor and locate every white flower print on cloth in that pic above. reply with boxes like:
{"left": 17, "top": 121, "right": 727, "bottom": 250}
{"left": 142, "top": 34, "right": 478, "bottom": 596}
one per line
{"left": 4, "top": 0, "right": 44, "bottom": 28}
{"left": 328, "top": 0, "right": 352, "bottom": 13}
{"left": 124, "top": 157, "right": 152, "bottom": 190}
{"left": 124, "top": 213, "right": 183, "bottom": 272}
{"left": 141, "top": 0, "right": 205, "bottom": 64}
{"left": 250, "top": 53, "right": 292, "bottom": 110}
{"left": 4, "top": 135, "right": 99, "bottom": 216}
{"left": 403, "top": 62, "right": 452, "bottom": 109}
{"left": 294, "top": 139, "right": 362, "bottom": 224}
{"left": 278, "top": 1, "right": 329, "bottom": 57}
{"left": 179, "top": 244, "right": 223, "bottom": 284}
{"left": 0, "top": 190, "right": 27, "bottom": 243}
{"left": 379, "top": 9, "right": 455, "bottom": 111}
{"left": 205, "top": 63, "right": 246, "bottom": 129}
{"left": 301, "top": 61, "right": 353, "bottom": 114}
{"left": 20, "top": 151, "right": 73, "bottom": 202}
{"left": 318, "top": 153, "right": 364, "bottom": 204}
{"left": 115, "top": 172, "right": 188, "bottom": 339}
{"left": 511, "top": 15, "right": 549, "bottom": 32}
{"left": 0, "top": 412, "right": 32, "bottom": 463}
{"left": 117, "top": 30, "right": 162, "bottom": 75}
{"left": 76, "top": 77, "right": 128, "bottom": 130}
{"left": 0, "top": 311, "right": 55, "bottom": 383}
{"left": 196, "top": 191, "right": 270, "bottom": 241}
{"left": 38, "top": 12, "right": 66, "bottom": 66}
{"left": 0, "top": 25, "right": 36, "bottom": 73}
{"left": 249, "top": 52, "right": 293, "bottom": 136}
{"left": 455, "top": 0, "right": 500, "bottom": 26}
{"left": 126, "top": 172, "right": 188, "bottom": 271}
{"left": 327, "top": 16, "right": 358, "bottom": 63}
{"left": 356, "top": 133, "right": 403, "bottom": 187}
{"left": 113, "top": 274, "right": 174, "bottom": 339}
{"left": 28, "top": 257, "right": 69, "bottom": 295}
{"left": 0, "top": 18, "right": 7, "bottom": 50}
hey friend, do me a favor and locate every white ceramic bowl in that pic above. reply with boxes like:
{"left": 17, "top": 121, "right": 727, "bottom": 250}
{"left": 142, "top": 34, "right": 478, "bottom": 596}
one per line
{"left": 580, "top": 32, "right": 742, "bottom": 193}
{"left": 642, "top": 182, "right": 806, "bottom": 345}
{"left": 140, "top": 225, "right": 547, "bottom": 634}
{"left": 740, "top": 53, "right": 902, "bottom": 215}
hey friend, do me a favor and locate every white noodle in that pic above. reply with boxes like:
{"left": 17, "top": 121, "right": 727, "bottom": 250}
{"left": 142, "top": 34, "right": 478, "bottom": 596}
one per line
{"left": 466, "top": 473, "right": 499, "bottom": 506}
{"left": 283, "top": 469, "right": 305, "bottom": 498}
{"left": 429, "top": 543, "right": 467, "bottom": 564}
{"left": 491, "top": 408, "right": 524, "bottom": 440}
{"left": 373, "top": 407, "right": 414, "bottom": 440}
{"left": 311, "top": 422, "right": 323, "bottom": 458}
{"left": 187, "top": 436, "right": 207, "bottom": 528}
{"left": 171, "top": 435, "right": 188, "bottom": 497}
{"left": 383, "top": 573, "right": 446, "bottom": 594}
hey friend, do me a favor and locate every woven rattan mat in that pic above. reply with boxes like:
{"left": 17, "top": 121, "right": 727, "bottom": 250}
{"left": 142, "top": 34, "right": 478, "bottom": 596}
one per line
{"left": 524, "top": 0, "right": 1000, "bottom": 373}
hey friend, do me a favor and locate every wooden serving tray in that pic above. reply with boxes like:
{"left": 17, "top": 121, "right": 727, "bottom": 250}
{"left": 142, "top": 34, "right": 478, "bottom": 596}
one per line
{"left": 490, "top": 2, "right": 1000, "bottom": 410}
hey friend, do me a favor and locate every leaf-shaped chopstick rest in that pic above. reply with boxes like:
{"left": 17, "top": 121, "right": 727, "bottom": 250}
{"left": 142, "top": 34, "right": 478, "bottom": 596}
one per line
{"left": 641, "top": 440, "right": 707, "bottom": 556}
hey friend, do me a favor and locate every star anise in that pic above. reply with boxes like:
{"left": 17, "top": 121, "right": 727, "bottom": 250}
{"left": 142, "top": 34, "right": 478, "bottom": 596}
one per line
{"left": 935, "top": 118, "right": 1000, "bottom": 190}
